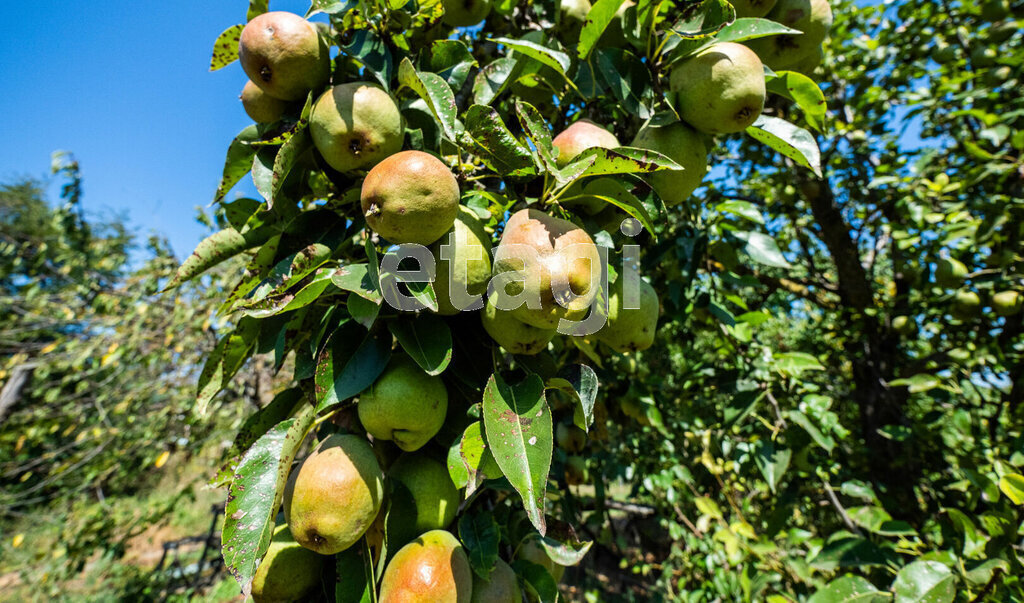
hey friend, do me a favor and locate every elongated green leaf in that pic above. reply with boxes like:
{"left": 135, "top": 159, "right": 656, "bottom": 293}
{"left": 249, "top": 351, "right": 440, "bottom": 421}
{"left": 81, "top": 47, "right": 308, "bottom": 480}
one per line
{"left": 247, "top": 0, "right": 269, "bottom": 21}
{"left": 348, "top": 294, "right": 381, "bottom": 329}
{"left": 425, "top": 40, "right": 478, "bottom": 91}
{"left": 215, "top": 125, "right": 261, "bottom": 203}
{"left": 786, "top": 410, "right": 834, "bottom": 453}
{"left": 473, "top": 57, "right": 517, "bottom": 105}
{"left": 491, "top": 37, "right": 571, "bottom": 75}
{"left": 271, "top": 128, "right": 311, "bottom": 204}
{"left": 578, "top": 0, "right": 626, "bottom": 59}
{"left": 562, "top": 177, "right": 656, "bottom": 235}
{"left": 567, "top": 145, "right": 682, "bottom": 181}
{"left": 482, "top": 373, "right": 552, "bottom": 534}
{"left": 999, "top": 473, "right": 1024, "bottom": 504}
{"left": 731, "top": 230, "right": 791, "bottom": 268}
{"left": 889, "top": 373, "right": 943, "bottom": 394}
{"left": 547, "top": 364, "right": 599, "bottom": 432}
{"left": 807, "top": 576, "right": 884, "bottom": 603}
{"left": 515, "top": 100, "right": 558, "bottom": 172}
{"left": 536, "top": 532, "right": 593, "bottom": 566}
{"left": 771, "top": 351, "right": 823, "bottom": 375}
{"left": 458, "top": 513, "right": 500, "bottom": 580}
{"left": 398, "top": 58, "right": 458, "bottom": 141}
{"left": 314, "top": 323, "right": 392, "bottom": 412}
{"left": 341, "top": 30, "right": 392, "bottom": 88}
{"left": 462, "top": 104, "right": 536, "bottom": 176}
{"left": 595, "top": 48, "right": 656, "bottom": 119}
{"left": 232, "top": 243, "right": 333, "bottom": 313}
{"left": 714, "top": 17, "right": 801, "bottom": 43}
{"left": 210, "top": 24, "right": 244, "bottom": 71}
{"left": 212, "top": 388, "right": 305, "bottom": 487}
{"left": 238, "top": 268, "right": 335, "bottom": 319}
{"left": 447, "top": 421, "right": 501, "bottom": 498}
{"left": 891, "top": 561, "right": 955, "bottom": 603}
{"left": 810, "top": 538, "right": 891, "bottom": 571}
{"left": 332, "top": 263, "right": 383, "bottom": 303}
{"left": 252, "top": 146, "right": 276, "bottom": 202}
{"left": 335, "top": 542, "right": 374, "bottom": 603}
{"left": 197, "top": 319, "right": 260, "bottom": 415}
{"left": 670, "top": 0, "right": 735, "bottom": 39}
{"left": 716, "top": 199, "right": 764, "bottom": 224}
{"left": 754, "top": 439, "right": 790, "bottom": 493}
{"left": 387, "top": 314, "right": 452, "bottom": 376}
{"left": 767, "top": 71, "right": 827, "bottom": 132}
{"left": 514, "top": 558, "right": 559, "bottom": 603}
{"left": 166, "top": 226, "right": 275, "bottom": 290}
{"left": 746, "top": 115, "right": 823, "bottom": 177}
{"left": 222, "top": 404, "right": 315, "bottom": 595}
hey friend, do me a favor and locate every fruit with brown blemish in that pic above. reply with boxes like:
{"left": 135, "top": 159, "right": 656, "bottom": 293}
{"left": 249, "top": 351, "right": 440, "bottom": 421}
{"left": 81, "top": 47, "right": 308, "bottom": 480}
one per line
{"left": 238, "top": 11, "right": 330, "bottom": 101}
{"left": 311, "top": 82, "right": 404, "bottom": 173}
{"left": 240, "top": 81, "right": 290, "bottom": 124}
{"left": 379, "top": 530, "right": 474, "bottom": 603}
{"left": 251, "top": 524, "right": 325, "bottom": 603}
{"left": 358, "top": 355, "right": 449, "bottom": 452}
{"left": 670, "top": 42, "right": 766, "bottom": 134}
{"left": 283, "top": 434, "right": 384, "bottom": 555}
{"left": 360, "top": 150, "right": 460, "bottom": 245}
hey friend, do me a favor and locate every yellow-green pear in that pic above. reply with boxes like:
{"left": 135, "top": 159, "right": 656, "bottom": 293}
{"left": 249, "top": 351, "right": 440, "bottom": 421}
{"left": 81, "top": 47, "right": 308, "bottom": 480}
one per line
{"left": 630, "top": 121, "right": 708, "bottom": 205}
{"left": 747, "top": 0, "right": 833, "bottom": 70}
{"left": 788, "top": 45, "right": 825, "bottom": 75}
{"left": 251, "top": 524, "right": 325, "bottom": 603}
{"left": 241, "top": 81, "right": 290, "bottom": 124}
{"left": 492, "top": 209, "right": 601, "bottom": 330}
{"left": 891, "top": 315, "right": 917, "bottom": 337}
{"left": 516, "top": 535, "right": 565, "bottom": 583}
{"left": 670, "top": 42, "right": 766, "bottom": 134}
{"left": 953, "top": 289, "right": 982, "bottom": 319}
{"left": 239, "top": 12, "right": 330, "bottom": 101}
{"left": 380, "top": 530, "right": 474, "bottom": 603}
{"left": 564, "top": 455, "right": 588, "bottom": 485}
{"left": 731, "top": 0, "right": 778, "bottom": 17}
{"left": 385, "top": 454, "right": 461, "bottom": 549}
{"left": 993, "top": 290, "right": 1023, "bottom": 316}
{"left": 556, "top": 423, "right": 586, "bottom": 453}
{"left": 481, "top": 294, "right": 557, "bottom": 355}
{"left": 361, "top": 150, "right": 460, "bottom": 245}
{"left": 471, "top": 558, "right": 521, "bottom": 603}
{"left": 442, "top": 0, "right": 492, "bottom": 26}
{"left": 552, "top": 119, "right": 620, "bottom": 167}
{"left": 283, "top": 434, "right": 384, "bottom": 555}
{"left": 432, "top": 208, "right": 493, "bottom": 315}
{"left": 597, "top": 277, "right": 659, "bottom": 353}
{"left": 935, "top": 258, "right": 968, "bottom": 288}
{"left": 358, "top": 355, "right": 449, "bottom": 452}
{"left": 311, "top": 83, "right": 404, "bottom": 173}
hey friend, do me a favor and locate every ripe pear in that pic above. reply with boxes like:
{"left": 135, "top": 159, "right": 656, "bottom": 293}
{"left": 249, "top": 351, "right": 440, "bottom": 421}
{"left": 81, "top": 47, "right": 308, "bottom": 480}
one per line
{"left": 360, "top": 151, "right": 460, "bottom": 245}
{"left": 442, "top": 0, "right": 492, "bottom": 26}
{"left": 552, "top": 119, "right": 620, "bottom": 167}
{"left": 481, "top": 293, "right": 557, "bottom": 355}
{"left": 251, "top": 524, "right": 325, "bottom": 603}
{"left": 283, "top": 434, "right": 385, "bottom": 555}
{"left": 670, "top": 42, "right": 766, "bottom": 134}
{"left": 471, "top": 558, "right": 521, "bottom": 603}
{"left": 747, "top": 0, "right": 833, "bottom": 70}
{"left": 556, "top": 423, "right": 586, "bottom": 453}
{"left": 564, "top": 455, "right": 588, "bottom": 485}
{"left": 432, "top": 208, "right": 492, "bottom": 315}
{"left": 380, "top": 530, "right": 474, "bottom": 603}
{"left": 596, "top": 277, "right": 659, "bottom": 353}
{"left": 935, "top": 258, "right": 968, "bottom": 288}
{"left": 516, "top": 536, "right": 565, "bottom": 583}
{"left": 492, "top": 209, "right": 601, "bottom": 330}
{"left": 731, "top": 0, "right": 778, "bottom": 17}
{"left": 385, "top": 454, "right": 461, "bottom": 549}
{"left": 953, "top": 289, "right": 982, "bottom": 319}
{"left": 358, "top": 355, "right": 449, "bottom": 452}
{"left": 241, "top": 81, "right": 290, "bottom": 124}
{"left": 311, "top": 82, "right": 404, "bottom": 173}
{"left": 993, "top": 290, "right": 1023, "bottom": 317}
{"left": 630, "top": 121, "right": 708, "bottom": 205}
{"left": 239, "top": 12, "right": 330, "bottom": 101}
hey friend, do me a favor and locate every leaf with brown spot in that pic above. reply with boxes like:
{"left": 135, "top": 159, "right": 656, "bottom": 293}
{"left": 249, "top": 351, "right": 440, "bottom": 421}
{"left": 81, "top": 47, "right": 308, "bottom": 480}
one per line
{"left": 210, "top": 24, "right": 244, "bottom": 72}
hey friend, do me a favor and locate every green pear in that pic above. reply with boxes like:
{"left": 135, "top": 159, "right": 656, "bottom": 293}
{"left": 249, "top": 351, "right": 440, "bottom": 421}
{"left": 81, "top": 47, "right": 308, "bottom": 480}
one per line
{"left": 471, "top": 558, "right": 521, "bottom": 603}
{"left": 481, "top": 293, "right": 557, "bottom": 355}
{"left": 240, "top": 81, "right": 290, "bottom": 124}
{"left": 556, "top": 423, "right": 586, "bottom": 453}
{"left": 891, "top": 315, "right": 916, "bottom": 337}
{"left": 988, "top": 20, "right": 1019, "bottom": 44}
{"left": 516, "top": 536, "right": 565, "bottom": 583}
{"left": 747, "top": 0, "right": 833, "bottom": 70}
{"left": 310, "top": 82, "right": 404, "bottom": 173}
{"left": 251, "top": 524, "right": 325, "bottom": 603}
{"left": 564, "top": 455, "right": 588, "bottom": 485}
{"left": 557, "top": 0, "right": 593, "bottom": 42}
{"left": 361, "top": 151, "right": 460, "bottom": 245}
{"left": 492, "top": 209, "right": 601, "bottom": 330}
{"left": 283, "top": 434, "right": 384, "bottom": 555}
{"left": 670, "top": 42, "right": 766, "bottom": 134}
{"left": 789, "top": 45, "right": 825, "bottom": 75}
{"left": 731, "top": 0, "right": 778, "bottom": 17}
{"left": 432, "top": 208, "right": 492, "bottom": 315}
{"left": 385, "top": 454, "right": 461, "bottom": 549}
{"left": 380, "top": 530, "right": 474, "bottom": 603}
{"left": 358, "top": 355, "right": 449, "bottom": 452}
{"left": 442, "top": 0, "right": 492, "bottom": 26}
{"left": 953, "top": 289, "right": 982, "bottom": 319}
{"left": 993, "top": 291, "right": 1023, "bottom": 317}
{"left": 596, "top": 277, "right": 659, "bottom": 353}
{"left": 630, "top": 121, "right": 708, "bottom": 205}
{"left": 935, "top": 258, "right": 968, "bottom": 288}
{"left": 239, "top": 12, "right": 330, "bottom": 101}
{"left": 552, "top": 119, "right": 620, "bottom": 167}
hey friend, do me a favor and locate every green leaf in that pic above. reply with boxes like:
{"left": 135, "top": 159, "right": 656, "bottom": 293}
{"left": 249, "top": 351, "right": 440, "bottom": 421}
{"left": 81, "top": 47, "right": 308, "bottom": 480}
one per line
{"left": 341, "top": 30, "right": 392, "bottom": 88}
{"left": 754, "top": 439, "right": 791, "bottom": 493}
{"left": 197, "top": 319, "right": 260, "bottom": 416}
{"left": 210, "top": 24, "right": 244, "bottom": 71}
{"left": 999, "top": 473, "right": 1024, "bottom": 504}
{"left": 238, "top": 268, "right": 335, "bottom": 319}
{"left": 889, "top": 374, "right": 943, "bottom": 394}
{"left": 891, "top": 561, "right": 955, "bottom": 603}
{"left": 746, "top": 115, "right": 823, "bottom": 177}
{"left": 514, "top": 558, "right": 559, "bottom": 603}
{"left": 461, "top": 104, "right": 536, "bottom": 176}
{"left": 713, "top": 17, "right": 801, "bottom": 43}
{"left": 314, "top": 323, "right": 392, "bottom": 412}
{"left": 251, "top": 146, "right": 276, "bottom": 202}
{"left": 398, "top": 58, "right": 458, "bottom": 141}
{"left": 458, "top": 513, "right": 501, "bottom": 580}
{"left": 846, "top": 506, "right": 893, "bottom": 533}
{"left": 247, "top": 0, "right": 269, "bottom": 21}
{"left": 536, "top": 534, "right": 593, "bottom": 566}
{"left": 490, "top": 37, "right": 571, "bottom": 75}
{"left": 767, "top": 71, "right": 827, "bottom": 132}
{"left": 482, "top": 373, "right": 553, "bottom": 534}
{"left": 567, "top": 145, "right": 683, "bottom": 180}
{"left": 716, "top": 200, "right": 764, "bottom": 224}
{"left": 771, "top": 352, "right": 824, "bottom": 376}
{"left": 270, "top": 128, "right": 311, "bottom": 205}
{"left": 334, "top": 542, "right": 374, "bottom": 603}
{"left": 332, "top": 263, "right": 383, "bottom": 303}
{"left": 945, "top": 507, "right": 988, "bottom": 558}
{"left": 595, "top": 49, "right": 656, "bottom": 119}
{"left": 447, "top": 421, "right": 501, "bottom": 497}
{"left": 807, "top": 576, "right": 883, "bottom": 603}
{"left": 388, "top": 314, "right": 453, "bottom": 376}
{"left": 214, "top": 125, "right": 261, "bottom": 203}
{"left": 786, "top": 410, "right": 835, "bottom": 453}
{"left": 348, "top": 294, "right": 381, "bottom": 329}
{"left": 166, "top": 226, "right": 275, "bottom": 290}
{"left": 212, "top": 388, "right": 305, "bottom": 488}
{"left": 473, "top": 57, "right": 517, "bottom": 105}
{"left": 547, "top": 364, "right": 599, "bottom": 432}
{"left": 562, "top": 177, "right": 656, "bottom": 235}
{"left": 578, "top": 0, "right": 626, "bottom": 59}
{"left": 425, "top": 40, "right": 478, "bottom": 91}
{"left": 515, "top": 100, "right": 558, "bottom": 173}
{"left": 222, "top": 405, "right": 314, "bottom": 595}
{"left": 731, "top": 230, "right": 791, "bottom": 268}
{"left": 810, "top": 538, "right": 891, "bottom": 571}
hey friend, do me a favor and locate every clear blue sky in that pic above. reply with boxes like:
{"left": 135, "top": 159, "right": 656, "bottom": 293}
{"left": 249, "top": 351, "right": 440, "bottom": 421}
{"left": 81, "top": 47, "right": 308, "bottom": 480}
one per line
{"left": 0, "top": 0, "right": 316, "bottom": 259}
